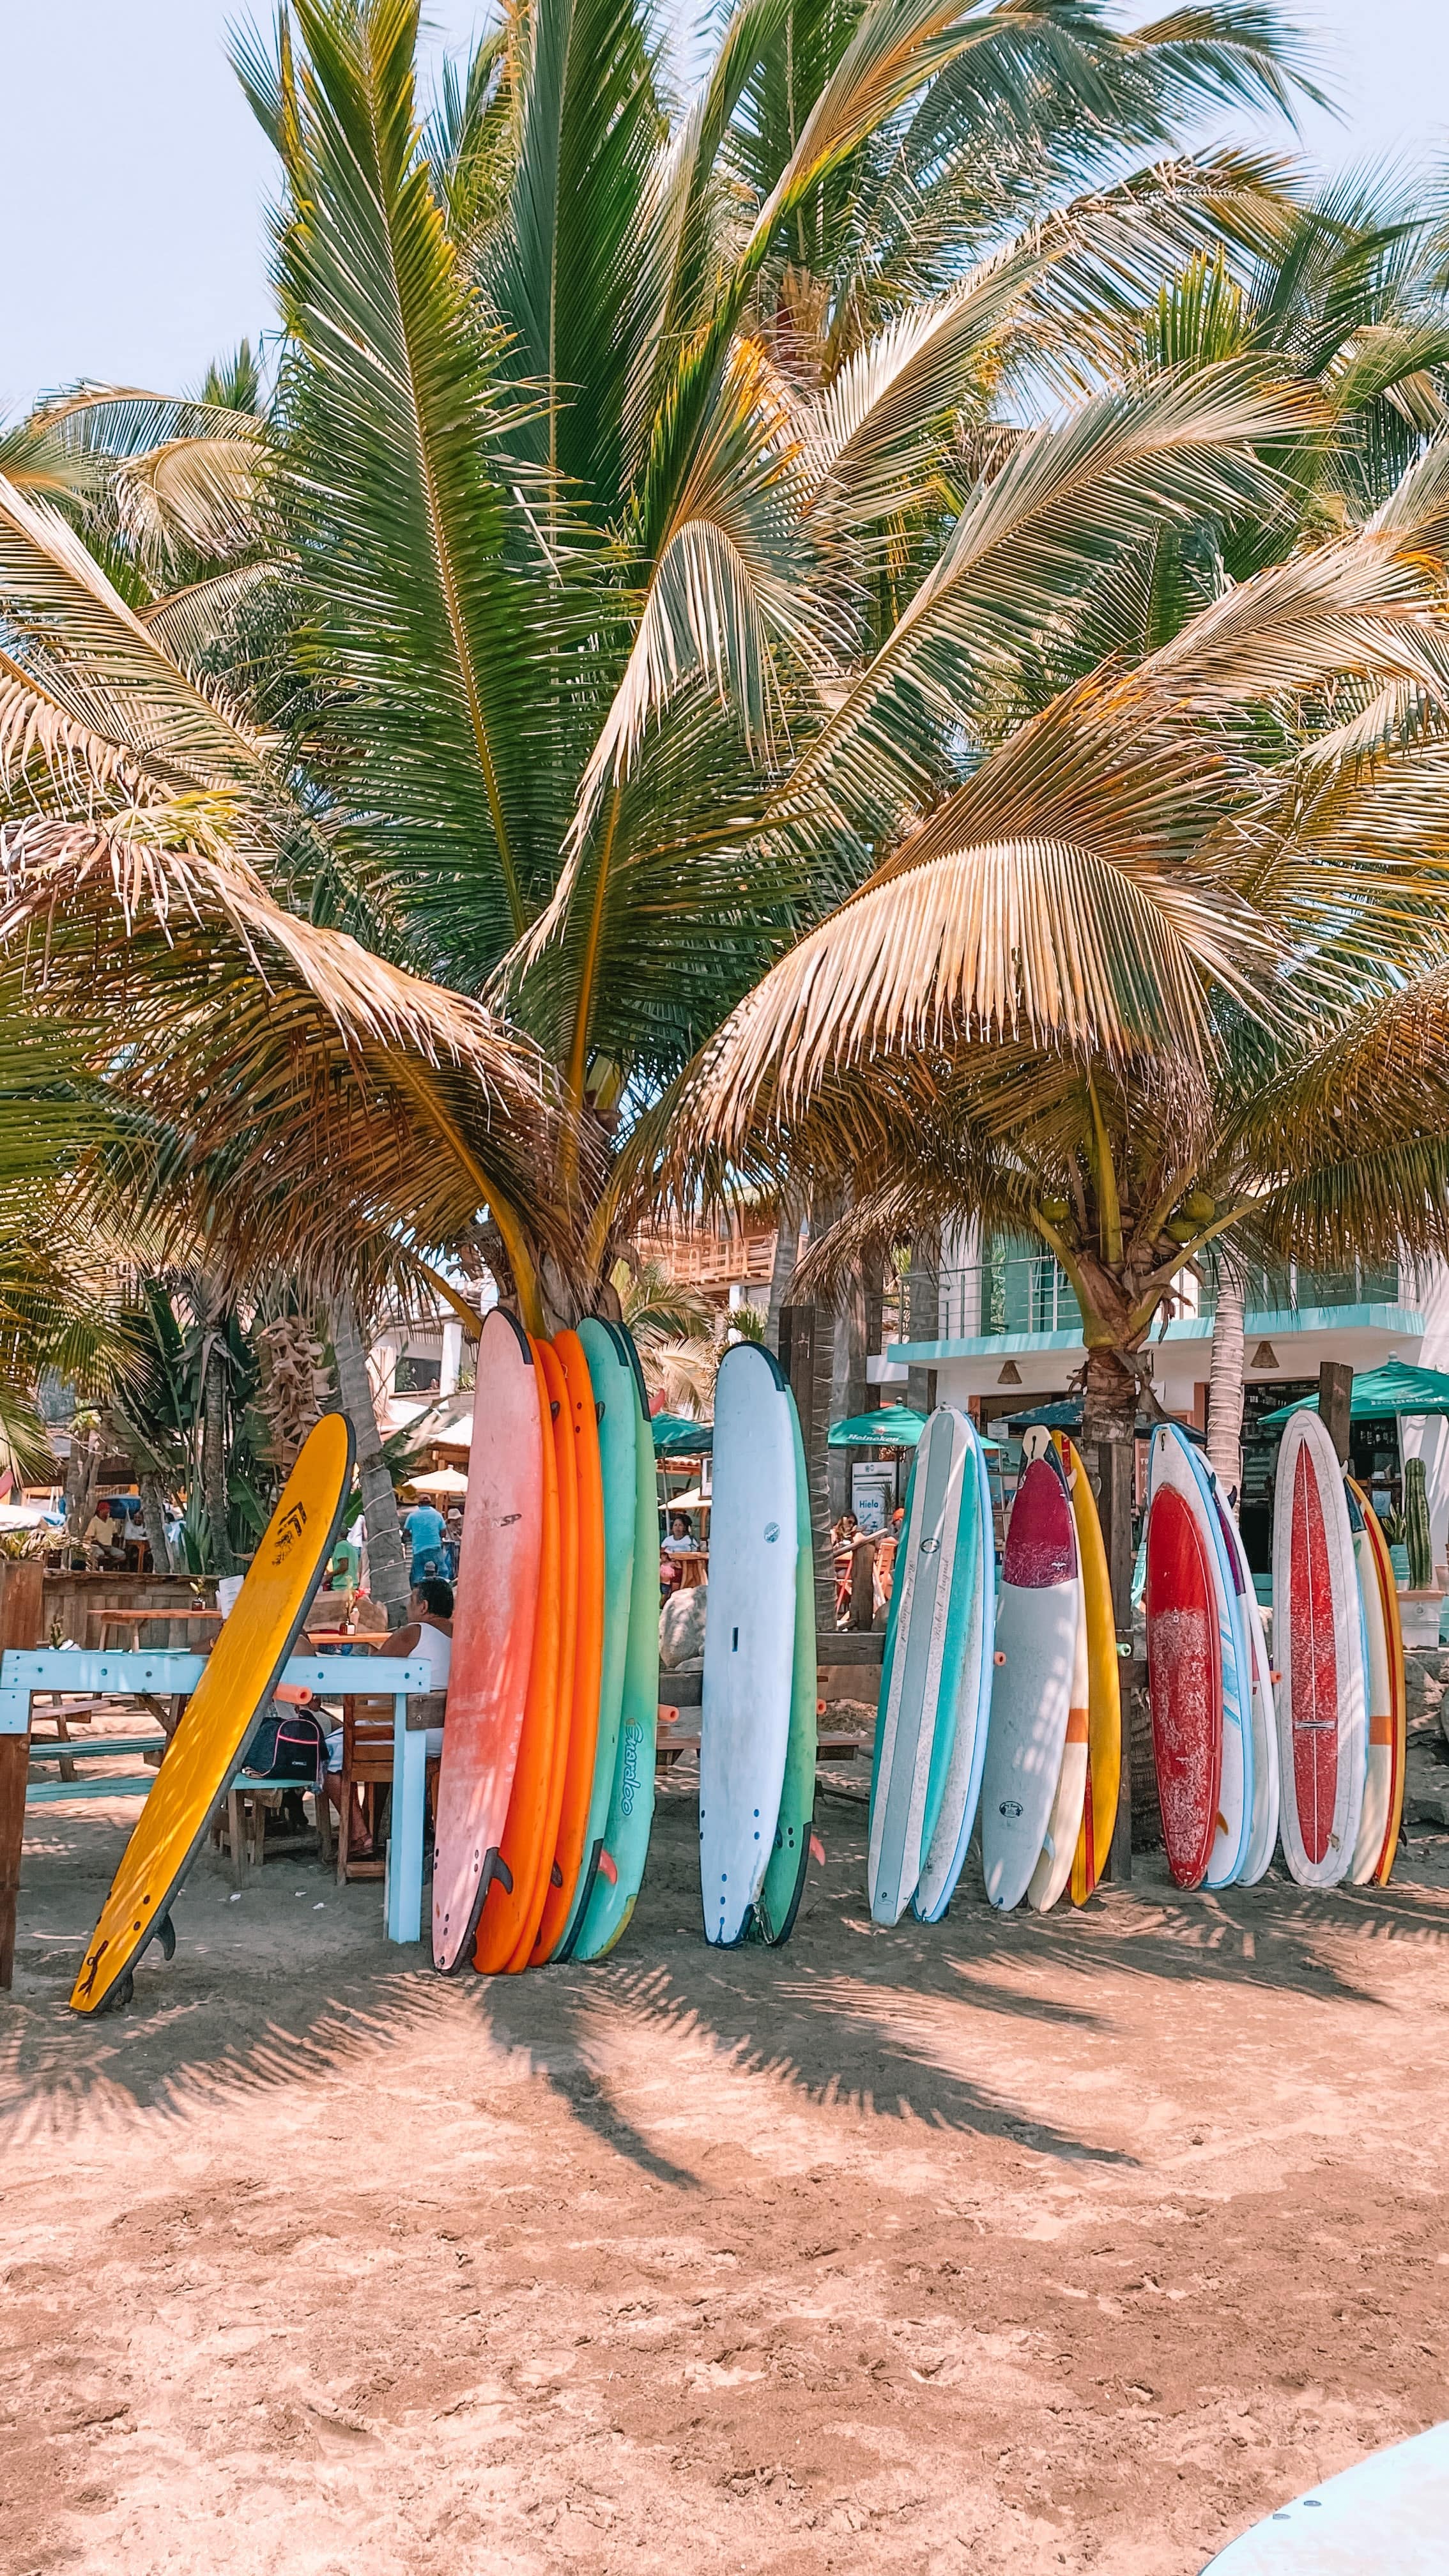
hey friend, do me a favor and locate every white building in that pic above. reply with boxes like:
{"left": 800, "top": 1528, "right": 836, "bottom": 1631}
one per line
{"left": 882, "top": 1232, "right": 1449, "bottom": 1577}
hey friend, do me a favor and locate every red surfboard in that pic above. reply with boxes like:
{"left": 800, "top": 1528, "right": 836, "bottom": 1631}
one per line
{"left": 1289, "top": 1440, "right": 1338, "bottom": 1868}
{"left": 1146, "top": 1482, "right": 1222, "bottom": 1888}
{"left": 433, "top": 1309, "right": 543, "bottom": 1972}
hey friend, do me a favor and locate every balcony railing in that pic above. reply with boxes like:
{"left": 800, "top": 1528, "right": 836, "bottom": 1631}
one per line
{"left": 919, "top": 1255, "right": 1404, "bottom": 1346}
{"left": 634, "top": 1225, "right": 776, "bottom": 1293}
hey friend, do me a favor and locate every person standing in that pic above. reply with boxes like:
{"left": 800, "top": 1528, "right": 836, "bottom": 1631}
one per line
{"left": 403, "top": 1495, "right": 447, "bottom": 1584}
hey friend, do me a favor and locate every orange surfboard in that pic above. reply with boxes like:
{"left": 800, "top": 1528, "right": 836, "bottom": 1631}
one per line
{"left": 475, "top": 1337, "right": 565, "bottom": 1972}
{"left": 501, "top": 1338, "right": 579, "bottom": 1971}
{"left": 531, "top": 1330, "right": 605, "bottom": 1964}
{"left": 433, "top": 1310, "right": 542, "bottom": 1972}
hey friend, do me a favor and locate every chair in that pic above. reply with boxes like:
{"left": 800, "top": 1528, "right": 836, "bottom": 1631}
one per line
{"left": 335, "top": 1695, "right": 395, "bottom": 1882}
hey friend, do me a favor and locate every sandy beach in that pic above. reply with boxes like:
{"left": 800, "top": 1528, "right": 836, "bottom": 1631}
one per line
{"left": 4, "top": 1777, "right": 1448, "bottom": 2576}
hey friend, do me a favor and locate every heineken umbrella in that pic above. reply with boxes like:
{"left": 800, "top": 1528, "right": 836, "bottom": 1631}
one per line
{"left": 1258, "top": 1361, "right": 1449, "bottom": 1430}
{"left": 829, "top": 1404, "right": 1000, "bottom": 1453}
{"left": 651, "top": 1412, "right": 713, "bottom": 1457}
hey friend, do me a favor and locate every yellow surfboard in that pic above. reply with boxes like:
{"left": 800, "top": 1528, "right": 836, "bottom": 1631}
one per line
{"left": 71, "top": 1412, "right": 354, "bottom": 2014}
{"left": 1060, "top": 1434, "right": 1121, "bottom": 1905}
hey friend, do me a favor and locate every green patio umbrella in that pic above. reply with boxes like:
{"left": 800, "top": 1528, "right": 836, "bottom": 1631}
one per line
{"left": 829, "top": 1404, "right": 1000, "bottom": 1453}
{"left": 650, "top": 1412, "right": 712, "bottom": 1457}
{"left": 1257, "top": 1360, "right": 1449, "bottom": 1429}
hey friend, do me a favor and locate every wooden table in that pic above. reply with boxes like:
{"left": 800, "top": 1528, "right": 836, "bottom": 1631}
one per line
{"left": 664, "top": 1548, "right": 709, "bottom": 1591}
{"left": 90, "top": 1605, "right": 224, "bottom": 1652}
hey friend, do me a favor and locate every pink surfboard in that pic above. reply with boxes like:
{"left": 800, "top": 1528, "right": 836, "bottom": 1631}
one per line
{"left": 433, "top": 1308, "right": 543, "bottom": 1971}
{"left": 1272, "top": 1411, "right": 1365, "bottom": 1889}
{"left": 1146, "top": 1479, "right": 1222, "bottom": 1889}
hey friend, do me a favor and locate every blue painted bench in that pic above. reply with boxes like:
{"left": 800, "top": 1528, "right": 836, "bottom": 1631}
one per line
{"left": 2, "top": 1650, "right": 432, "bottom": 1945}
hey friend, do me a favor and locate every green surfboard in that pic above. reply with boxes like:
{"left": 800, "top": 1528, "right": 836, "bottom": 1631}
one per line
{"left": 755, "top": 1380, "right": 817, "bottom": 1944}
{"left": 573, "top": 1322, "right": 659, "bottom": 1959}
{"left": 553, "top": 1317, "right": 640, "bottom": 1961}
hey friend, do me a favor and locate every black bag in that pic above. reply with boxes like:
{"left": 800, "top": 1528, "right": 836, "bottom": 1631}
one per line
{"left": 240, "top": 1705, "right": 326, "bottom": 1786}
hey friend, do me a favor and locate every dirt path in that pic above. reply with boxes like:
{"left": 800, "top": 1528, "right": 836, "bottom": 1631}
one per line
{"left": 4, "top": 1781, "right": 1448, "bottom": 2575}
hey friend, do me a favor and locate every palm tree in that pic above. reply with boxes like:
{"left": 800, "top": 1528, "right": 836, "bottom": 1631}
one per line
{"left": 0, "top": 0, "right": 1338, "bottom": 1326}
{"left": 680, "top": 450, "right": 1449, "bottom": 1610}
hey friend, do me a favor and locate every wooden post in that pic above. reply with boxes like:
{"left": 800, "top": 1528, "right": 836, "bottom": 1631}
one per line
{"left": 0, "top": 1559, "right": 45, "bottom": 1991}
{"left": 1319, "top": 1360, "right": 1353, "bottom": 1466}
{"left": 781, "top": 1302, "right": 836, "bottom": 1639}
{"left": 1099, "top": 1438, "right": 1137, "bottom": 1885}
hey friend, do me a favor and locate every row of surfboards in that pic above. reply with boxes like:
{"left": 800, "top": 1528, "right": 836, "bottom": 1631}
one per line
{"left": 867, "top": 1409, "right": 1120, "bottom": 1922}
{"left": 433, "top": 1310, "right": 660, "bottom": 1972}
{"left": 1148, "top": 1404, "right": 1404, "bottom": 1894}
{"left": 864, "top": 1399, "right": 1407, "bottom": 1928}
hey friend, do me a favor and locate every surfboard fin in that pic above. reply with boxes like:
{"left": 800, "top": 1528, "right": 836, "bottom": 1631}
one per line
{"left": 485, "top": 1849, "right": 514, "bottom": 1896}
{"left": 550, "top": 1861, "right": 564, "bottom": 1889}
{"left": 153, "top": 1912, "right": 176, "bottom": 1962}
{"left": 597, "top": 1848, "right": 618, "bottom": 1886}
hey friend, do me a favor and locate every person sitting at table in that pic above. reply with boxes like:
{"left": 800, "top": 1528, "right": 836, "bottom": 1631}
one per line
{"left": 82, "top": 1498, "right": 126, "bottom": 1567}
{"left": 664, "top": 1511, "right": 694, "bottom": 1556}
{"left": 324, "top": 1577, "right": 453, "bottom": 1856}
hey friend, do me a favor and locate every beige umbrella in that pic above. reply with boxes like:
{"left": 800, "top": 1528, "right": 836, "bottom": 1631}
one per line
{"left": 406, "top": 1465, "right": 469, "bottom": 1496}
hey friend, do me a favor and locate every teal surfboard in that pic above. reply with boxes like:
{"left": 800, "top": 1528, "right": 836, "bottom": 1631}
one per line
{"left": 756, "top": 1381, "right": 817, "bottom": 1945}
{"left": 553, "top": 1316, "right": 638, "bottom": 1961}
{"left": 870, "top": 1408, "right": 986, "bottom": 1925}
{"left": 573, "top": 1322, "right": 658, "bottom": 1959}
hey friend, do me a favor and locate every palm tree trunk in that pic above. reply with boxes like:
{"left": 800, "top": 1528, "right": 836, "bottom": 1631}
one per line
{"left": 139, "top": 1473, "right": 172, "bottom": 1575}
{"left": 1206, "top": 1264, "right": 1245, "bottom": 1507}
{"left": 202, "top": 1339, "right": 236, "bottom": 1576}
{"left": 330, "top": 1291, "right": 410, "bottom": 1627}
{"left": 765, "top": 1204, "right": 801, "bottom": 1354}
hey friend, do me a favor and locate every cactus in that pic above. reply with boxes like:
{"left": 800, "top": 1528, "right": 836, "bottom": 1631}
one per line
{"left": 1404, "top": 1453, "right": 1433, "bottom": 1590}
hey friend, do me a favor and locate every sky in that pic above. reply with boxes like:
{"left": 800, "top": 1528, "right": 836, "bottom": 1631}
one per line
{"left": 4, "top": 0, "right": 1448, "bottom": 417}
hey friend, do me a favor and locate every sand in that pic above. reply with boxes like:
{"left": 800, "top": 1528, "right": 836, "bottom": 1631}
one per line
{"left": 4, "top": 1775, "right": 1449, "bottom": 2576}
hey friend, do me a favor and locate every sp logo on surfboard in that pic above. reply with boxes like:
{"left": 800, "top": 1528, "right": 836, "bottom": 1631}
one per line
{"left": 763, "top": 1521, "right": 779, "bottom": 1542}
{"left": 998, "top": 1799, "right": 1023, "bottom": 1820}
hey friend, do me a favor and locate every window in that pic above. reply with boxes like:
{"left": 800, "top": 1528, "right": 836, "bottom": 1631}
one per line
{"left": 394, "top": 1353, "right": 441, "bottom": 1394}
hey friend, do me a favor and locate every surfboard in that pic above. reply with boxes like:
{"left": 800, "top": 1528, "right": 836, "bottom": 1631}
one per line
{"left": 1273, "top": 1411, "right": 1366, "bottom": 1889}
{"left": 1027, "top": 1494, "right": 1089, "bottom": 1914}
{"left": 755, "top": 1379, "right": 817, "bottom": 1945}
{"left": 434, "top": 1309, "right": 544, "bottom": 1972}
{"left": 1346, "top": 1478, "right": 1400, "bottom": 1886}
{"left": 912, "top": 1418, "right": 995, "bottom": 1924}
{"left": 1064, "top": 1434, "right": 1121, "bottom": 1905}
{"left": 1348, "top": 1485, "right": 1407, "bottom": 1884}
{"left": 1146, "top": 1440, "right": 1222, "bottom": 1891}
{"left": 1162, "top": 1429, "right": 1252, "bottom": 1890}
{"left": 981, "top": 1452, "right": 1079, "bottom": 1912}
{"left": 551, "top": 1315, "right": 638, "bottom": 1959}
{"left": 1220, "top": 1502, "right": 1280, "bottom": 1887}
{"left": 71, "top": 1411, "right": 354, "bottom": 2014}
{"left": 869, "top": 1408, "right": 978, "bottom": 1926}
{"left": 1199, "top": 2419, "right": 1449, "bottom": 2572}
{"left": 571, "top": 1321, "right": 658, "bottom": 1961}
{"left": 700, "top": 1340, "right": 798, "bottom": 1946}
{"left": 474, "top": 1337, "right": 566, "bottom": 1972}
{"left": 531, "top": 1330, "right": 606, "bottom": 1962}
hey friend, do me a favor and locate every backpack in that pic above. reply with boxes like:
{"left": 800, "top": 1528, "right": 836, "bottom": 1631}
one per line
{"left": 240, "top": 1704, "right": 327, "bottom": 1786}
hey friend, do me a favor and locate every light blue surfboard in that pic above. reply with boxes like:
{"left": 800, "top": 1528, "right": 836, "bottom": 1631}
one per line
{"left": 700, "top": 1342, "right": 797, "bottom": 1946}
{"left": 868, "top": 1407, "right": 987, "bottom": 1925}
{"left": 913, "top": 1416, "right": 995, "bottom": 1922}
{"left": 1200, "top": 2421, "right": 1449, "bottom": 2571}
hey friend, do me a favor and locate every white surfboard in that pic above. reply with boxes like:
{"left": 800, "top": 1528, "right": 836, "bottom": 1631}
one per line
{"left": 1219, "top": 1502, "right": 1280, "bottom": 1885}
{"left": 981, "top": 1452, "right": 1079, "bottom": 1912}
{"left": 700, "top": 1341, "right": 800, "bottom": 1946}
{"left": 1152, "top": 1428, "right": 1251, "bottom": 1889}
{"left": 1273, "top": 1411, "right": 1366, "bottom": 1890}
{"left": 1347, "top": 1484, "right": 1394, "bottom": 1883}
{"left": 868, "top": 1408, "right": 976, "bottom": 1925}
{"left": 1200, "top": 2419, "right": 1449, "bottom": 2571}
{"left": 912, "top": 1423, "right": 995, "bottom": 1923}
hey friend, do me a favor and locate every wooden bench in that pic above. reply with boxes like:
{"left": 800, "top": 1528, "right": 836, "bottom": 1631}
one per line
{"left": 655, "top": 1716, "right": 868, "bottom": 1771}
